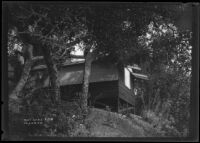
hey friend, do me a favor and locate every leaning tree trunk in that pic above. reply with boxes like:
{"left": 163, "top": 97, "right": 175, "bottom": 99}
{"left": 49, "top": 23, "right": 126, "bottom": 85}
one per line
{"left": 81, "top": 51, "right": 95, "bottom": 115}
{"left": 42, "top": 46, "right": 60, "bottom": 104}
{"left": 9, "top": 44, "right": 34, "bottom": 113}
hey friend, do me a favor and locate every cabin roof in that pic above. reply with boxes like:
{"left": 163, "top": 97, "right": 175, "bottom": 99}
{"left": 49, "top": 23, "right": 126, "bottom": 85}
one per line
{"left": 32, "top": 60, "right": 148, "bottom": 87}
{"left": 126, "top": 66, "right": 148, "bottom": 80}
{"left": 131, "top": 72, "right": 149, "bottom": 80}
{"left": 36, "top": 61, "right": 119, "bottom": 87}
{"left": 127, "top": 65, "right": 141, "bottom": 71}
{"left": 33, "top": 59, "right": 85, "bottom": 70}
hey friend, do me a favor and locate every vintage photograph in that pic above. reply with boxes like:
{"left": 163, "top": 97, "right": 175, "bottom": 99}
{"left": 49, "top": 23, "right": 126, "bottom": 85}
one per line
{"left": 2, "top": 2, "right": 198, "bottom": 141}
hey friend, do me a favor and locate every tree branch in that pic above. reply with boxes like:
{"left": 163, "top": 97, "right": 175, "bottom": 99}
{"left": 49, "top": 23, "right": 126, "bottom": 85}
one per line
{"left": 17, "top": 30, "right": 90, "bottom": 50}
{"left": 28, "top": 54, "right": 84, "bottom": 62}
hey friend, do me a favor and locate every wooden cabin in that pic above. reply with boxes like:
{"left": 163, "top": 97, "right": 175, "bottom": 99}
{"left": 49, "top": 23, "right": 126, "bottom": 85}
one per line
{"left": 29, "top": 59, "right": 148, "bottom": 113}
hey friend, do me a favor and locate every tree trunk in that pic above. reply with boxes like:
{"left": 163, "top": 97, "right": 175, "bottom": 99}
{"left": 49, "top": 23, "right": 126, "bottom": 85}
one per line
{"left": 42, "top": 46, "right": 60, "bottom": 104}
{"left": 9, "top": 44, "right": 34, "bottom": 113}
{"left": 151, "top": 88, "right": 160, "bottom": 110}
{"left": 81, "top": 51, "right": 94, "bottom": 115}
{"left": 140, "top": 91, "right": 147, "bottom": 111}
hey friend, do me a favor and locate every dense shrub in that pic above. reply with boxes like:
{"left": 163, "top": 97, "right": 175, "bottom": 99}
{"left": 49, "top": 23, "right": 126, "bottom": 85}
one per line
{"left": 9, "top": 88, "right": 89, "bottom": 139}
{"left": 142, "top": 109, "right": 181, "bottom": 137}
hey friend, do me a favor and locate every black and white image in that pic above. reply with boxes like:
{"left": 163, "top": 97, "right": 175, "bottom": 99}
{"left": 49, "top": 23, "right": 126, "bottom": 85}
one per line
{"left": 2, "top": 2, "right": 198, "bottom": 141}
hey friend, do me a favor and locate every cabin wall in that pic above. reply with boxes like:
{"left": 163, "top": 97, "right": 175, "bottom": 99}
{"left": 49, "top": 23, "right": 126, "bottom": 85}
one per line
{"left": 60, "top": 80, "right": 119, "bottom": 111}
{"left": 118, "top": 66, "right": 135, "bottom": 90}
{"left": 29, "top": 63, "right": 136, "bottom": 112}
{"left": 118, "top": 80, "right": 135, "bottom": 106}
{"left": 118, "top": 66, "right": 124, "bottom": 83}
{"left": 90, "top": 63, "right": 119, "bottom": 83}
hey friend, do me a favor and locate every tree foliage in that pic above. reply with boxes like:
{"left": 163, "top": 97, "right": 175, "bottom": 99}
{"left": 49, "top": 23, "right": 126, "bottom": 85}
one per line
{"left": 7, "top": 3, "right": 88, "bottom": 106}
{"left": 80, "top": 4, "right": 183, "bottom": 65}
{"left": 135, "top": 19, "right": 192, "bottom": 136}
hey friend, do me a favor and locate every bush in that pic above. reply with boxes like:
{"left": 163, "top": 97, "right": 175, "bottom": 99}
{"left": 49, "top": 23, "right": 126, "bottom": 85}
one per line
{"left": 142, "top": 110, "right": 181, "bottom": 137}
{"left": 9, "top": 96, "right": 87, "bottom": 139}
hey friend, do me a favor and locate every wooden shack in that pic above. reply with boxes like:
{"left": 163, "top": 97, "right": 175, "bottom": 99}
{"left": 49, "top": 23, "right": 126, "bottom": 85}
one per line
{"left": 29, "top": 59, "right": 148, "bottom": 113}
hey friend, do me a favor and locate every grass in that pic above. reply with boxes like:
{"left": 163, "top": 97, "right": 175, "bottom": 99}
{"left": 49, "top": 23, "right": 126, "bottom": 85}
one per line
{"left": 83, "top": 108, "right": 161, "bottom": 137}
{"left": 9, "top": 103, "right": 164, "bottom": 139}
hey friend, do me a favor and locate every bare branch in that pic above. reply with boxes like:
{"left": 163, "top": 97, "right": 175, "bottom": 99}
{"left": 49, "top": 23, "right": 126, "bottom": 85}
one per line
{"left": 30, "top": 54, "right": 84, "bottom": 60}
{"left": 60, "top": 48, "right": 70, "bottom": 58}
{"left": 17, "top": 30, "right": 89, "bottom": 49}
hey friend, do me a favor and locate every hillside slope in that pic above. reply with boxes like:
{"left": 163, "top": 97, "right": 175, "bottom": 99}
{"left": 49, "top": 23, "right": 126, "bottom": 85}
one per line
{"left": 81, "top": 108, "right": 162, "bottom": 137}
